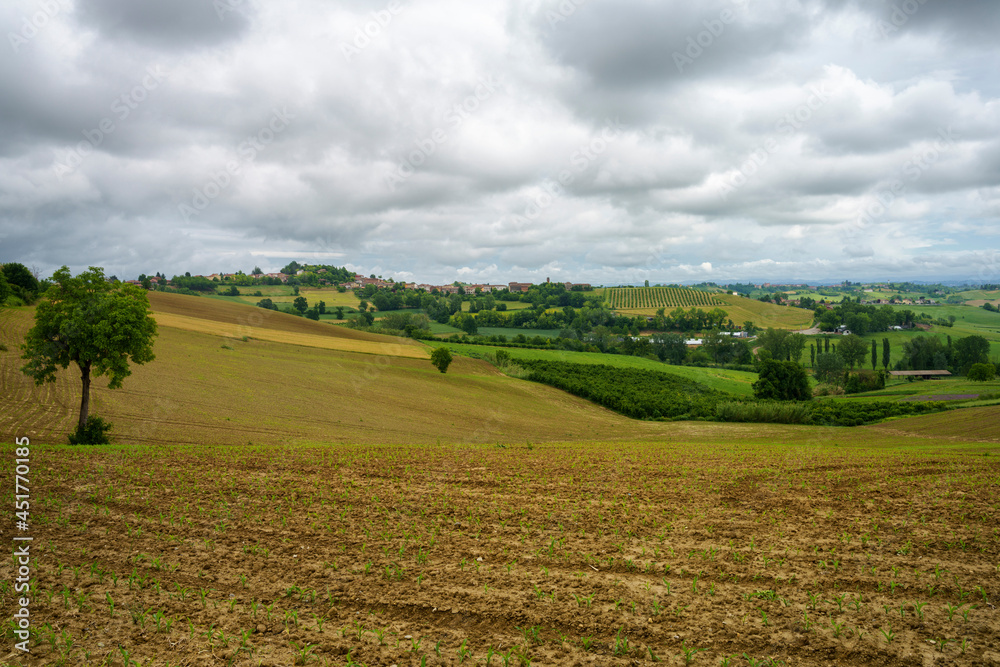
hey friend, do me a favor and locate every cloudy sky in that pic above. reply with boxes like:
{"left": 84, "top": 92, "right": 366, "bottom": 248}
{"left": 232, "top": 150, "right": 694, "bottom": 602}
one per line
{"left": 2, "top": 0, "right": 999, "bottom": 285}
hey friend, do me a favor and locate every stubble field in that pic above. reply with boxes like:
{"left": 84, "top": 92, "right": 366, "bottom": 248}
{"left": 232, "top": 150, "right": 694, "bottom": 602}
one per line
{"left": 2, "top": 435, "right": 998, "bottom": 667}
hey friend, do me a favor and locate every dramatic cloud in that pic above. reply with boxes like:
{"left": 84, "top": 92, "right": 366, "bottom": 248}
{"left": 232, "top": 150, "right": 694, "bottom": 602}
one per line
{"left": 1, "top": 0, "right": 998, "bottom": 284}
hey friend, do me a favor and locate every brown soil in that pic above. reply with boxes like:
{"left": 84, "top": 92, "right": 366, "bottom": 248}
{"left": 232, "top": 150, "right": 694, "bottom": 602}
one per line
{"left": 2, "top": 440, "right": 999, "bottom": 666}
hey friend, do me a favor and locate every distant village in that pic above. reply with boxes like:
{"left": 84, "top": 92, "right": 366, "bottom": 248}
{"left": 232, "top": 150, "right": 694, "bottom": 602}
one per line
{"left": 124, "top": 270, "right": 591, "bottom": 294}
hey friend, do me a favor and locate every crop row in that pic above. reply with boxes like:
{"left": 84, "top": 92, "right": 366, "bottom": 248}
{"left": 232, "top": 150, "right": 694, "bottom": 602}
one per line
{"left": 2, "top": 440, "right": 996, "bottom": 666}
{"left": 607, "top": 287, "right": 723, "bottom": 310}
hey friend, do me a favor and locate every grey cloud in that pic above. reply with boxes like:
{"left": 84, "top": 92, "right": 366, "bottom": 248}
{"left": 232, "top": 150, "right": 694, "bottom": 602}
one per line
{"left": 532, "top": 1, "right": 808, "bottom": 90}
{"left": 73, "top": 0, "right": 252, "bottom": 49}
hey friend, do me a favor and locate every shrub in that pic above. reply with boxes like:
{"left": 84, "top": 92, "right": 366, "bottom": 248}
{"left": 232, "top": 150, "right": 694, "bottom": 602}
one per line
{"left": 715, "top": 401, "right": 811, "bottom": 424}
{"left": 968, "top": 363, "right": 996, "bottom": 382}
{"left": 844, "top": 370, "right": 886, "bottom": 394}
{"left": 809, "top": 400, "right": 947, "bottom": 427}
{"left": 67, "top": 416, "right": 113, "bottom": 445}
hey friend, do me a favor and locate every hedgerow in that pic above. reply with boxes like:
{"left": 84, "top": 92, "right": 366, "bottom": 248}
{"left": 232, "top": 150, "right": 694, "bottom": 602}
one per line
{"left": 514, "top": 359, "right": 953, "bottom": 427}
{"left": 516, "top": 360, "right": 722, "bottom": 421}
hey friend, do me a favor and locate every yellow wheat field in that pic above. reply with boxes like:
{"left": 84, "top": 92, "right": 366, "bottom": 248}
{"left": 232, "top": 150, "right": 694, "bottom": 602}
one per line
{"left": 152, "top": 312, "right": 430, "bottom": 359}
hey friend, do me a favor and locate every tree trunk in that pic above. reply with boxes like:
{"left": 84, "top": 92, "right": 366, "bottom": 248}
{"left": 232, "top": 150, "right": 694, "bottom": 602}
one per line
{"left": 78, "top": 361, "right": 91, "bottom": 431}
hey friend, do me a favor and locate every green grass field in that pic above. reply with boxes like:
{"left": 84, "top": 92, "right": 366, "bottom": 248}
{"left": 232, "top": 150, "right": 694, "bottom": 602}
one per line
{"left": 882, "top": 304, "right": 1000, "bottom": 356}
{"left": 476, "top": 327, "right": 563, "bottom": 338}
{"left": 815, "top": 376, "right": 1000, "bottom": 406}
{"left": 800, "top": 304, "right": 1000, "bottom": 362}
{"left": 436, "top": 342, "right": 758, "bottom": 396}
{"left": 429, "top": 321, "right": 462, "bottom": 335}
{"left": 464, "top": 299, "right": 533, "bottom": 311}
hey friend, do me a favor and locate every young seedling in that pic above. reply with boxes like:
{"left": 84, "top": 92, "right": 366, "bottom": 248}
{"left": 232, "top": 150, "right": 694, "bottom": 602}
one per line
{"left": 678, "top": 641, "right": 703, "bottom": 665}
{"left": 612, "top": 627, "right": 630, "bottom": 656}
{"left": 961, "top": 605, "right": 976, "bottom": 623}
{"left": 457, "top": 639, "right": 472, "bottom": 663}
{"left": 289, "top": 640, "right": 317, "bottom": 665}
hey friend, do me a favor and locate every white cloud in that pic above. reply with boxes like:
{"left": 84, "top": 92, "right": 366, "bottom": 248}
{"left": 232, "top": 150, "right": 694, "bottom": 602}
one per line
{"left": 0, "top": 0, "right": 998, "bottom": 283}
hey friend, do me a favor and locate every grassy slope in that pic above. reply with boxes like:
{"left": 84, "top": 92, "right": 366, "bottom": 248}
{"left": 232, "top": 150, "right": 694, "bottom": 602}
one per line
{"left": 829, "top": 376, "right": 1000, "bottom": 400}
{"left": 437, "top": 342, "right": 758, "bottom": 396}
{"left": 1, "top": 303, "right": 687, "bottom": 447}
{"left": 867, "top": 404, "right": 1000, "bottom": 441}
{"left": 955, "top": 289, "right": 1000, "bottom": 302}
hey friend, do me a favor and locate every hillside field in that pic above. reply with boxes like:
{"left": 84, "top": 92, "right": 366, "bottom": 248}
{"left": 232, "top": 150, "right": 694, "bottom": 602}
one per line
{"left": 604, "top": 288, "right": 813, "bottom": 330}
{"left": 2, "top": 430, "right": 998, "bottom": 666}
{"left": 3, "top": 294, "right": 1000, "bottom": 667}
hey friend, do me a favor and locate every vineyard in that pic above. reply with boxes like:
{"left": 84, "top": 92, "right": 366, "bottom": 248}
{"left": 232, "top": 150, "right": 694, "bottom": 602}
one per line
{"left": 607, "top": 287, "right": 723, "bottom": 310}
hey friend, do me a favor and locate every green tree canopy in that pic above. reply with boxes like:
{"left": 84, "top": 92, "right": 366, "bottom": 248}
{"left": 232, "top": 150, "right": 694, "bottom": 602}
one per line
{"left": 967, "top": 363, "right": 996, "bottom": 382}
{"left": 752, "top": 359, "right": 811, "bottom": 401}
{"left": 900, "top": 336, "right": 949, "bottom": 371}
{"left": 814, "top": 352, "right": 845, "bottom": 384}
{"left": 20, "top": 266, "right": 157, "bottom": 432}
{"left": 837, "top": 334, "right": 869, "bottom": 370}
{"left": 953, "top": 335, "right": 990, "bottom": 374}
{"left": 2, "top": 262, "right": 40, "bottom": 302}
{"left": 431, "top": 347, "right": 453, "bottom": 373}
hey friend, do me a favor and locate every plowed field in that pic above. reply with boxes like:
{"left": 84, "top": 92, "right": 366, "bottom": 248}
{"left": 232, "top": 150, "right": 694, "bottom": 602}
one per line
{"left": 3, "top": 437, "right": 998, "bottom": 666}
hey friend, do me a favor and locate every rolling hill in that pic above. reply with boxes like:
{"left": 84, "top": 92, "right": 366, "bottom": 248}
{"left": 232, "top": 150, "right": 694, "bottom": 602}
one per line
{"left": 0, "top": 296, "right": 685, "bottom": 447}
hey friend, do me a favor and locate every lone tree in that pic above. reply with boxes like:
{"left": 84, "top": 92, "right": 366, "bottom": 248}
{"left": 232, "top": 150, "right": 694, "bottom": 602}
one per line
{"left": 430, "top": 347, "right": 453, "bottom": 374}
{"left": 20, "top": 266, "right": 157, "bottom": 435}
